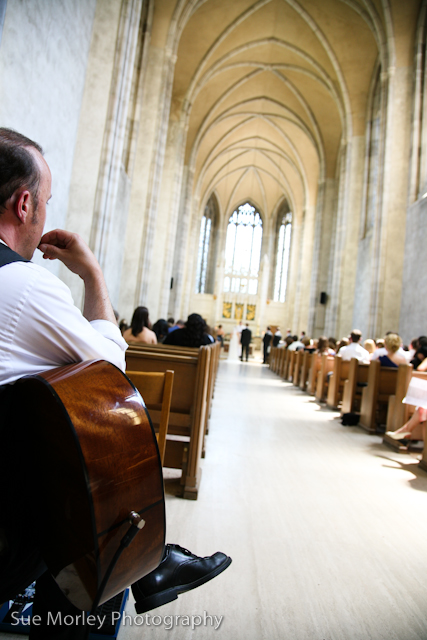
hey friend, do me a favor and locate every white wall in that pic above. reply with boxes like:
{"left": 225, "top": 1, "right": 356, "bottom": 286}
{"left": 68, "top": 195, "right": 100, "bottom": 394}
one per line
{"left": 0, "top": 0, "right": 96, "bottom": 275}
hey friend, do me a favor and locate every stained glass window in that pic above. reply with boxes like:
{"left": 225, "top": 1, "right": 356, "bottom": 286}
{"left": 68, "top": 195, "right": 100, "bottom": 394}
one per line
{"left": 223, "top": 203, "right": 263, "bottom": 294}
{"left": 195, "top": 196, "right": 217, "bottom": 293}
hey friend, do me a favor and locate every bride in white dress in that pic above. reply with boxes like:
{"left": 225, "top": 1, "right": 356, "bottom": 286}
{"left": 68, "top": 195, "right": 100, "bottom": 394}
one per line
{"left": 228, "top": 325, "right": 241, "bottom": 361}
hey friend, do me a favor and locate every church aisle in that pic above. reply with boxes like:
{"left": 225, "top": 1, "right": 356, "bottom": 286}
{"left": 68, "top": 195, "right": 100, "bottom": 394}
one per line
{"left": 3, "top": 359, "right": 427, "bottom": 640}
{"left": 122, "top": 359, "right": 427, "bottom": 640}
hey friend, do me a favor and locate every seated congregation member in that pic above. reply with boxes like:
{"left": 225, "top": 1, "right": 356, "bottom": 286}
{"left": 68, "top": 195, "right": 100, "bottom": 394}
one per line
{"left": 152, "top": 317, "right": 169, "bottom": 342}
{"left": 328, "top": 336, "right": 337, "bottom": 352}
{"left": 371, "top": 332, "right": 409, "bottom": 364}
{"left": 0, "top": 128, "right": 231, "bottom": 639}
{"left": 287, "top": 335, "right": 304, "bottom": 351}
{"left": 316, "top": 335, "right": 335, "bottom": 356}
{"left": 215, "top": 323, "right": 225, "bottom": 346}
{"left": 336, "top": 336, "right": 350, "bottom": 353}
{"left": 377, "top": 333, "right": 408, "bottom": 367}
{"left": 123, "top": 306, "right": 157, "bottom": 344}
{"left": 363, "top": 338, "right": 376, "bottom": 357}
{"left": 338, "top": 329, "right": 370, "bottom": 363}
{"left": 302, "top": 336, "right": 315, "bottom": 352}
{"left": 387, "top": 406, "right": 427, "bottom": 440}
{"left": 168, "top": 318, "right": 185, "bottom": 333}
{"left": 272, "top": 327, "right": 282, "bottom": 347}
{"left": 410, "top": 336, "right": 427, "bottom": 369}
{"left": 163, "top": 313, "right": 214, "bottom": 347}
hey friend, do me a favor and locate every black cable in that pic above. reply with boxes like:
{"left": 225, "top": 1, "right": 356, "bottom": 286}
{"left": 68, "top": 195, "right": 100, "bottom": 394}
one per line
{"left": 82, "top": 511, "right": 145, "bottom": 640}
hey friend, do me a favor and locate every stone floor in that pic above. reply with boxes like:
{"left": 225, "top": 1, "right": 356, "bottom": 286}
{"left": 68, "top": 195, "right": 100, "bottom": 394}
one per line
{"left": 3, "top": 356, "right": 427, "bottom": 639}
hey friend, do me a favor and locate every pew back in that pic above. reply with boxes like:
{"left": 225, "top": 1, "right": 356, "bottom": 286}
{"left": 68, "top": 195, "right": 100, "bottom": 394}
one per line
{"left": 359, "top": 360, "right": 400, "bottom": 432}
{"left": 326, "top": 357, "right": 350, "bottom": 409}
{"left": 125, "top": 345, "right": 211, "bottom": 499}
{"left": 299, "top": 352, "right": 313, "bottom": 391}
{"left": 340, "top": 359, "right": 370, "bottom": 415}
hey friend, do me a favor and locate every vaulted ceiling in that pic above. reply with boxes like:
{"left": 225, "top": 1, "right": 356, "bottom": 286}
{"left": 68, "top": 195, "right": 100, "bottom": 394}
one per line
{"left": 169, "top": 0, "right": 388, "bottom": 222}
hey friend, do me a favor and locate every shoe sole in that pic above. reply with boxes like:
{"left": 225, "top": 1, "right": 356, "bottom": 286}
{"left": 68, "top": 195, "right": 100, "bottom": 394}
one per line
{"left": 134, "top": 556, "right": 232, "bottom": 614}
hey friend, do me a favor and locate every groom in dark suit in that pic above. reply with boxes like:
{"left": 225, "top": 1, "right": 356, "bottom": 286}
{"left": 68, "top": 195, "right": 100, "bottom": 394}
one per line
{"left": 240, "top": 323, "right": 252, "bottom": 361}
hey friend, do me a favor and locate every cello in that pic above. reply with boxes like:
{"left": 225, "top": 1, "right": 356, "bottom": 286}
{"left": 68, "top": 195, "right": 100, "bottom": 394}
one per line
{"left": 3, "top": 359, "right": 165, "bottom": 610}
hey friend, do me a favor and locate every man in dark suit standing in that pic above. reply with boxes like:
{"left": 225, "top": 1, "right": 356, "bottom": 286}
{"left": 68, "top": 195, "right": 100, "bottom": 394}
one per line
{"left": 240, "top": 323, "right": 252, "bottom": 361}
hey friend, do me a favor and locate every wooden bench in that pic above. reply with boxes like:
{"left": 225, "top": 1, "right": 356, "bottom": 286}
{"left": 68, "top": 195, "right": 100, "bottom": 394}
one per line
{"left": 299, "top": 352, "right": 313, "bottom": 391}
{"left": 279, "top": 348, "right": 289, "bottom": 378}
{"left": 269, "top": 346, "right": 278, "bottom": 372}
{"left": 293, "top": 350, "right": 304, "bottom": 387}
{"left": 307, "top": 353, "right": 322, "bottom": 395}
{"left": 277, "top": 347, "right": 287, "bottom": 378}
{"left": 359, "top": 360, "right": 401, "bottom": 432}
{"left": 127, "top": 341, "right": 220, "bottom": 442}
{"left": 286, "top": 350, "right": 297, "bottom": 382}
{"left": 315, "top": 354, "right": 335, "bottom": 402}
{"left": 125, "top": 346, "right": 212, "bottom": 499}
{"left": 326, "top": 356, "right": 350, "bottom": 409}
{"left": 126, "top": 370, "right": 174, "bottom": 465}
{"left": 340, "top": 358, "right": 370, "bottom": 416}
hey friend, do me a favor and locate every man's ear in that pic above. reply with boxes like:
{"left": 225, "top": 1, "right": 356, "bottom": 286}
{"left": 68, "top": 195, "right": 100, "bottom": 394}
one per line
{"left": 14, "top": 190, "right": 31, "bottom": 223}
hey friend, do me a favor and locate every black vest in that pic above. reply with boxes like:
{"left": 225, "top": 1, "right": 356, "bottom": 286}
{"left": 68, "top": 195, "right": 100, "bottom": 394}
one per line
{"left": 0, "top": 243, "right": 29, "bottom": 267}
{"left": 0, "top": 244, "right": 29, "bottom": 397}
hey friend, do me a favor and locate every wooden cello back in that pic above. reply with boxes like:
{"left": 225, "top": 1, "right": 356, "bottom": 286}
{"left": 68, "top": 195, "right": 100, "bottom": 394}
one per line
{"left": 14, "top": 360, "right": 165, "bottom": 609}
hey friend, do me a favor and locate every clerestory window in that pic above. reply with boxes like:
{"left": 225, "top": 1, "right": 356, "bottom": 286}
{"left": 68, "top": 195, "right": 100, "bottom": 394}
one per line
{"left": 223, "top": 202, "right": 263, "bottom": 295}
{"left": 273, "top": 208, "right": 292, "bottom": 302}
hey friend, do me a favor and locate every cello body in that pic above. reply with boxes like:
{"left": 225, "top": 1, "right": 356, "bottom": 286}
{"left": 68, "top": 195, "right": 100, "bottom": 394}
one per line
{"left": 10, "top": 359, "right": 165, "bottom": 610}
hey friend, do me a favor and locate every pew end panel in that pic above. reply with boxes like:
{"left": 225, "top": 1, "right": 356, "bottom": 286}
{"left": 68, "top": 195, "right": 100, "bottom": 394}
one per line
{"left": 326, "top": 357, "right": 350, "bottom": 410}
{"left": 125, "top": 346, "right": 212, "bottom": 499}
{"left": 359, "top": 361, "right": 402, "bottom": 433}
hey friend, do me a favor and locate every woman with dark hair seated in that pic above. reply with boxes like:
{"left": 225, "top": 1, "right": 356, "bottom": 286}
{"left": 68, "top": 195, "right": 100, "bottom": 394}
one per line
{"left": 152, "top": 318, "right": 170, "bottom": 343}
{"left": 123, "top": 306, "right": 157, "bottom": 344}
{"left": 163, "top": 313, "right": 214, "bottom": 347}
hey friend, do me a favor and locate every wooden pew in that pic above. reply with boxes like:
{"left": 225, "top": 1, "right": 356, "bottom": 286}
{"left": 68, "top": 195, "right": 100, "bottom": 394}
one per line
{"left": 275, "top": 347, "right": 284, "bottom": 375}
{"left": 276, "top": 347, "right": 286, "bottom": 377}
{"left": 126, "top": 341, "right": 220, "bottom": 442}
{"left": 293, "top": 350, "right": 304, "bottom": 387}
{"left": 280, "top": 347, "right": 290, "bottom": 379}
{"left": 315, "top": 353, "right": 335, "bottom": 402}
{"left": 359, "top": 360, "right": 403, "bottom": 433}
{"left": 307, "top": 353, "right": 322, "bottom": 395}
{"left": 286, "top": 350, "right": 297, "bottom": 382}
{"left": 125, "top": 346, "right": 211, "bottom": 499}
{"left": 326, "top": 356, "right": 350, "bottom": 409}
{"left": 340, "top": 358, "right": 370, "bottom": 416}
{"left": 269, "top": 346, "right": 278, "bottom": 372}
{"left": 126, "top": 370, "right": 174, "bottom": 465}
{"left": 299, "top": 351, "right": 313, "bottom": 391}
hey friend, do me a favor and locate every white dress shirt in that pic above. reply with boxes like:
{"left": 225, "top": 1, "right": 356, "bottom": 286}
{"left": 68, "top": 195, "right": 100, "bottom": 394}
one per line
{"left": 338, "top": 341, "right": 370, "bottom": 362}
{"left": 0, "top": 260, "right": 127, "bottom": 385}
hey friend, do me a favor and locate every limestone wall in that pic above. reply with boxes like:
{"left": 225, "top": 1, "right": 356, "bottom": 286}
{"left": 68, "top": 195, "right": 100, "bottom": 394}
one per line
{"left": 0, "top": 0, "right": 96, "bottom": 282}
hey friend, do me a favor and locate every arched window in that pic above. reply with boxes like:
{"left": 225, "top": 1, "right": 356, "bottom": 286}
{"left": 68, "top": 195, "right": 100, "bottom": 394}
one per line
{"left": 223, "top": 202, "right": 263, "bottom": 295}
{"left": 195, "top": 195, "right": 218, "bottom": 294}
{"left": 273, "top": 206, "right": 292, "bottom": 302}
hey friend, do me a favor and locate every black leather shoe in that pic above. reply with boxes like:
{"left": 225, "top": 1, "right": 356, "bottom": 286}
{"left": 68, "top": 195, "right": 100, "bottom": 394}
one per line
{"left": 131, "top": 544, "right": 232, "bottom": 614}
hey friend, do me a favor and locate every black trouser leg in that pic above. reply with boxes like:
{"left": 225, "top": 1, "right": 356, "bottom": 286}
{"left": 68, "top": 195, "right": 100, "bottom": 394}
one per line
{"left": 29, "top": 572, "right": 87, "bottom": 640}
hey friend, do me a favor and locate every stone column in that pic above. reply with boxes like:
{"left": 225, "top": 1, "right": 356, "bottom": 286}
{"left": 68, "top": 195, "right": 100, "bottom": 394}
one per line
{"left": 89, "top": 0, "right": 143, "bottom": 276}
